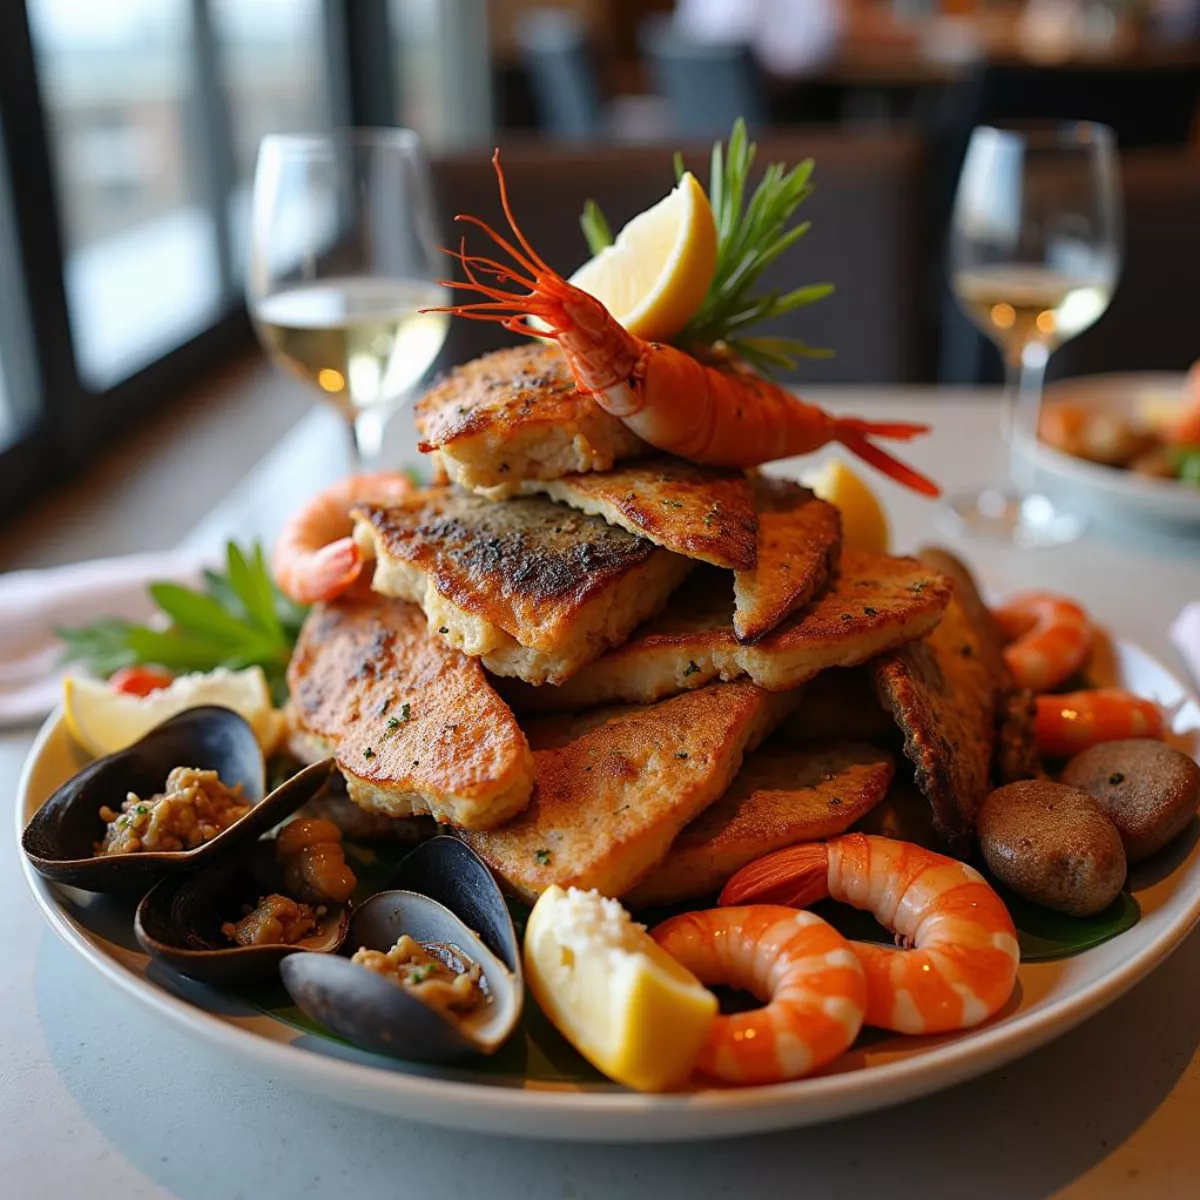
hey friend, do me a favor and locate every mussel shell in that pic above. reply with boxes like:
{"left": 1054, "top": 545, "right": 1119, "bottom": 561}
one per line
{"left": 22, "top": 705, "right": 334, "bottom": 894}
{"left": 281, "top": 840, "right": 523, "bottom": 1062}
{"left": 134, "top": 841, "right": 350, "bottom": 985}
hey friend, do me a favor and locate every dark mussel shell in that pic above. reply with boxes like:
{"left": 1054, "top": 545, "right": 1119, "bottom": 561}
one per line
{"left": 281, "top": 837, "right": 523, "bottom": 1061}
{"left": 134, "top": 841, "right": 350, "bottom": 986}
{"left": 22, "top": 704, "right": 334, "bottom": 894}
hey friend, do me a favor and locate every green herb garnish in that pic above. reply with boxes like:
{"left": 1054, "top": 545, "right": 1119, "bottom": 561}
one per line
{"left": 683, "top": 660, "right": 700, "bottom": 677}
{"left": 363, "top": 747, "right": 375, "bottom": 760}
{"left": 400, "top": 702, "right": 411, "bottom": 721}
{"left": 386, "top": 717, "right": 401, "bottom": 731}
{"left": 581, "top": 119, "right": 832, "bottom": 373}
{"left": 56, "top": 542, "right": 306, "bottom": 704}
{"left": 535, "top": 848, "right": 552, "bottom": 866}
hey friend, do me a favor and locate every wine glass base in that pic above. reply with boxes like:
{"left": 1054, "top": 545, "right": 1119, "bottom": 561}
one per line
{"left": 936, "top": 488, "right": 1086, "bottom": 548}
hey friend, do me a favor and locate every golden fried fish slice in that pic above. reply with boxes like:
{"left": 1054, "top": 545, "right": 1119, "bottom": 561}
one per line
{"left": 733, "top": 477, "right": 841, "bottom": 642}
{"left": 519, "top": 456, "right": 758, "bottom": 570}
{"left": 415, "top": 344, "right": 647, "bottom": 497}
{"left": 502, "top": 552, "right": 952, "bottom": 709}
{"left": 869, "top": 547, "right": 1019, "bottom": 848}
{"left": 461, "top": 681, "right": 800, "bottom": 903}
{"left": 625, "top": 740, "right": 895, "bottom": 908}
{"left": 285, "top": 592, "right": 534, "bottom": 830}
{"left": 354, "top": 488, "right": 693, "bottom": 686}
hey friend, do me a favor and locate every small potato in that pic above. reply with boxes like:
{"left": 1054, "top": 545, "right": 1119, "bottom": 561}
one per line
{"left": 1061, "top": 740, "right": 1200, "bottom": 862}
{"left": 978, "top": 781, "right": 1126, "bottom": 917}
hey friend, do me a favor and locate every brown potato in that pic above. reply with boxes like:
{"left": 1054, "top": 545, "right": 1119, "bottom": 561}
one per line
{"left": 1061, "top": 740, "right": 1200, "bottom": 862}
{"left": 978, "top": 781, "right": 1126, "bottom": 917}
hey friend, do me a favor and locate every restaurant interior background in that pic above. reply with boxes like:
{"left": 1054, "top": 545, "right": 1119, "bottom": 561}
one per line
{"left": 2, "top": 0, "right": 1200, "bottom": 562}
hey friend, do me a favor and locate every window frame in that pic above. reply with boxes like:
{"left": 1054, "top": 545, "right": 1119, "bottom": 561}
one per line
{"left": 0, "top": 0, "right": 384, "bottom": 522}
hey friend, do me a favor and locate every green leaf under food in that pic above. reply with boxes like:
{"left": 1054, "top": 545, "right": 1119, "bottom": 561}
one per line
{"left": 580, "top": 198, "right": 614, "bottom": 257}
{"left": 992, "top": 884, "right": 1141, "bottom": 962}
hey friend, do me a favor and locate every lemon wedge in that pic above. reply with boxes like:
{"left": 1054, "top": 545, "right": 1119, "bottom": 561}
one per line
{"left": 806, "top": 457, "right": 890, "bottom": 555}
{"left": 568, "top": 172, "right": 717, "bottom": 342}
{"left": 63, "top": 667, "right": 283, "bottom": 758}
{"left": 524, "top": 886, "right": 716, "bottom": 1092}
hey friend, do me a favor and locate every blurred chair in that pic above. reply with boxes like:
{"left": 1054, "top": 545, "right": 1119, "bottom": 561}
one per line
{"left": 637, "top": 16, "right": 769, "bottom": 137}
{"left": 430, "top": 131, "right": 932, "bottom": 384}
{"left": 939, "top": 150, "right": 1200, "bottom": 384}
{"left": 515, "top": 9, "right": 604, "bottom": 141}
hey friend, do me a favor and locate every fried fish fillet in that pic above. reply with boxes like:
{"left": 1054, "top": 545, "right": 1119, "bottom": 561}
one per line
{"left": 503, "top": 552, "right": 952, "bottom": 708}
{"left": 869, "top": 547, "right": 1024, "bottom": 848}
{"left": 733, "top": 478, "right": 841, "bottom": 642}
{"left": 462, "top": 681, "right": 799, "bottom": 902}
{"left": 285, "top": 592, "right": 534, "bottom": 829}
{"left": 518, "top": 456, "right": 759, "bottom": 570}
{"left": 625, "top": 740, "right": 895, "bottom": 908}
{"left": 414, "top": 344, "right": 647, "bottom": 497}
{"left": 354, "top": 489, "right": 693, "bottom": 685}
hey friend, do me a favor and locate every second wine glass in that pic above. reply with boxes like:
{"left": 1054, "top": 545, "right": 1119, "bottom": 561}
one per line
{"left": 247, "top": 129, "right": 449, "bottom": 467}
{"left": 946, "top": 121, "right": 1122, "bottom": 546}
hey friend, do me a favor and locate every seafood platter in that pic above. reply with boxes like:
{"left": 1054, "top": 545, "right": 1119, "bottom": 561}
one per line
{"left": 18, "top": 126, "right": 1200, "bottom": 1140}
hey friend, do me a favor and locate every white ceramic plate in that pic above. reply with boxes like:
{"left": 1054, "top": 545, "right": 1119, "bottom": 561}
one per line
{"left": 16, "top": 641, "right": 1200, "bottom": 1142}
{"left": 1012, "top": 372, "right": 1200, "bottom": 529}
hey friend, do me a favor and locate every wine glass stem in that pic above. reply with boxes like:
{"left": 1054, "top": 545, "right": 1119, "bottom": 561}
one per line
{"left": 348, "top": 406, "right": 387, "bottom": 471}
{"left": 1003, "top": 342, "right": 1049, "bottom": 497}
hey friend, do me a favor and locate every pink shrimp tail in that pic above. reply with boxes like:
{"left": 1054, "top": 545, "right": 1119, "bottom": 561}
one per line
{"left": 279, "top": 538, "right": 362, "bottom": 605}
{"left": 833, "top": 418, "right": 941, "bottom": 498}
{"left": 719, "top": 844, "right": 831, "bottom": 908}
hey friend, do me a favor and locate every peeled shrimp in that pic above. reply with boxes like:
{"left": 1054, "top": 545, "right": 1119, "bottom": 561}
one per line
{"left": 721, "top": 834, "right": 1020, "bottom": 1035}
{"left": 1035, "top": 688, "right": 1164, "bottom": 758}
{"left": 651, "top": 906, "right": 866, "bottom": 1085}
{"left": 272, "top": 472, "right": 413, "bottom": 604}
{"left": 422, "top": 152, "right": 940, "bottom": 498}
{"left": 993, "top": 592, "right": 1093, "bottom": 692}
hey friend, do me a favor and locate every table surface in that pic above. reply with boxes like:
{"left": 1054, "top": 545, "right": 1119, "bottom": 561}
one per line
{"left": 4, "top": 390, "right": 1199, "bottom": 1200}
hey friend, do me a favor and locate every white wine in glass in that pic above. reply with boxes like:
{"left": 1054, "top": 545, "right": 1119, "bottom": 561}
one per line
{"left": 945, "top": 123, "right": 1122, "bottom": 547}
{"left": 248, "top": 131, "right": 448, "bottom": 466}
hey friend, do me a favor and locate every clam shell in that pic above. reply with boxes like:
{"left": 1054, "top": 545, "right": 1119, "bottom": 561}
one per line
{"left": 135, "top": 841, "right": 350, "bottom": 985}
{"left": 281, "top": 837, "right": 523, "bottom": 1061}
{"left": 22, "top": 705, "right": 334, "bottom": 894}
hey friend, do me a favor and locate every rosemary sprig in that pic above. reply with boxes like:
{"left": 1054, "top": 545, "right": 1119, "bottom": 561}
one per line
{"left": 57, "top": 542, "right": 307, "bottom": 704}
{"left": 580, "top": 119, "right": 833, "bottom": 374}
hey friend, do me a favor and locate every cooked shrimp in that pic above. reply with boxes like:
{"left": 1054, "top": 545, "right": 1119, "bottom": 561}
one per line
{"left": 421, "top": 152, "right": 940, "bottom": 498}
{"left": 1168, "top": 360, "right": 1200, "bottom": 446}
{"left": 1035, "top": 688, "right": 1164, "bottom": 758}
{"left": 272, "top": 472, "right": 413, "bottom": 604}
{"left": 651, "top": 906, "right": 866, "bottom": 1085}
{"left": 720, "top": 834, "right": 1020, "bottom": 1035}
{"left": 993, "top": 592, "right": 1093, "bottom": 692}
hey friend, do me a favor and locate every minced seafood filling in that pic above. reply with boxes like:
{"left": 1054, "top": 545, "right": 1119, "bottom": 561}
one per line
{"left": 222, "top": 894, "right": 319, "bottom": 947}
{"left": 96, "top": 767, "right": 250, "bottom": 855}
{"left": 352, "top": 935, "right": 484, "bottom": 1013}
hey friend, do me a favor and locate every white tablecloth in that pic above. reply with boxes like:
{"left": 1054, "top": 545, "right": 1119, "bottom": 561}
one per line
{"left": 4, "top": 391, "right": 1199, "bottom": 1200}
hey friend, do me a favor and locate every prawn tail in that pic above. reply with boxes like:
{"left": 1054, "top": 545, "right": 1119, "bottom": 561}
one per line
{"left": 833, "top": 418, "right": 941, "bottom": 498}
{"left": 277, "top": 537, "right": 363, "bottom": 606}
{"left": 719, "top": 844, "right": 831, "bottom": 909}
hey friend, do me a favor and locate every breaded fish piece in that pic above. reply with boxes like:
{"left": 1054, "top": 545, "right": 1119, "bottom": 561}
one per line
{"left": 625, "top": 740, "right": 895, "bottom": 908}
{"left": 415, "top": 344, "right": 646, "bottom": 497}
{"left": 285, "top": 592, "right": 534, "bottom": 829}
{"left": 733, "top": 478, "right": 841, "bottom": 642}
{"left": 503, "top": 552, "right": 952, "bottom": 708}
{"left": 870, "top": 547, "right": 1019, "bottom": 848}
{"left": 462, "top": 681, "right": 799, "bottom": 902}
{"left": 518, "top": 456, "right": 758, "bottom": 570}
{"left": 354, "top": 489, "right": 693, "bottom": 686}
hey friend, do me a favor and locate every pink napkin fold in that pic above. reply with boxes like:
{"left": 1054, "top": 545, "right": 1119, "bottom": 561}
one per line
{"left": 0, "top": 552, "right": 209, "bottom": 727}
{"left": 1171, "top": 602, "right": 1200, "bottom": 695}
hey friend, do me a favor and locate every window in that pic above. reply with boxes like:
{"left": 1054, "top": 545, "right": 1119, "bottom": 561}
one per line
{"left": 28, "top": 0, "right": 224, "bottom": 390}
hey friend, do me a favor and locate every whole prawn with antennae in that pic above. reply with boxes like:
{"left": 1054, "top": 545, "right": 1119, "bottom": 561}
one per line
{"left": 421, "top": 152, "right": 940, "bottom": 497}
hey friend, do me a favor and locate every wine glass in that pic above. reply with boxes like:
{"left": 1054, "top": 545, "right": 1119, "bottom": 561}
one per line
{"left": 944, "top": 122, "right": 1122, "bottom": 546}
{"left": 247, "top": 129, "right": 449, "bottom": 467}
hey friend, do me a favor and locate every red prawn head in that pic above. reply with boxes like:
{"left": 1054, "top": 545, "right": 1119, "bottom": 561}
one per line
{"left": 423, "top": 151, "right": 641, "bottom": 392}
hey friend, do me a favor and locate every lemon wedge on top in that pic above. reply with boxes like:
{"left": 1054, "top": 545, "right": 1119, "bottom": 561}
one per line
{"left": 524, "top": 886, "right": 717, "bottom": 1092}
{"left": 63, "top": 667, "right": 283, "bottom": 758}
{"left": 568, "top": 172, "right": 717, "bottom": 343}
{"left": 806, "top": 458, "right": 890, "bottom": 555}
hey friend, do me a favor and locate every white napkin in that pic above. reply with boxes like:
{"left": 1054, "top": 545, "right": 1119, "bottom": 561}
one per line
{"left": 1171, "top": 602, "right": 1200, "bottom": 696}
{"left": 0, "top": 552, "right": 210, "bottom": 727}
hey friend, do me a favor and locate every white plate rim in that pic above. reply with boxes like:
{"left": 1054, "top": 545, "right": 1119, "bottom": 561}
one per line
{"left": 17, "top": 650, "right": 1200, "bottom": 1142}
